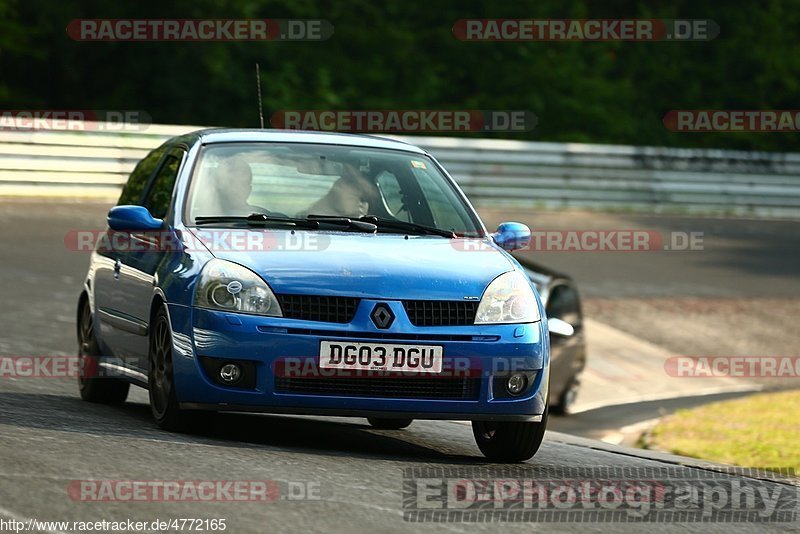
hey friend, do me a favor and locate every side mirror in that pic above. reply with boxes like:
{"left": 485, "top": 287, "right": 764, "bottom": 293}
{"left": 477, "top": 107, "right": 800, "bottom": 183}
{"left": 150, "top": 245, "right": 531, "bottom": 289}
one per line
{"left": 107, "top": 205, "right": 163, "bottom": 232}
{"left": 492, "top": 222, "right": 531, "bottom": 252}
{"left": 548, "top": 317, "right": 575, "bottom": 338}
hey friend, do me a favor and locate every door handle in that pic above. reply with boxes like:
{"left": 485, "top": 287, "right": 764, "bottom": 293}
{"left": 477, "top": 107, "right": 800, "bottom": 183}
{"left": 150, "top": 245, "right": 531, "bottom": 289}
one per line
{"left": 113, "top": 259, "right": 122, "bottom": 280}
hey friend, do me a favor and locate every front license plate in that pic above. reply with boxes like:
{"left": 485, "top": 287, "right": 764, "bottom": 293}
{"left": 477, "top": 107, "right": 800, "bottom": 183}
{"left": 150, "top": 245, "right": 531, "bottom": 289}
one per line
{"left": 319, "top": 341, "right": 443, "bottom": 373}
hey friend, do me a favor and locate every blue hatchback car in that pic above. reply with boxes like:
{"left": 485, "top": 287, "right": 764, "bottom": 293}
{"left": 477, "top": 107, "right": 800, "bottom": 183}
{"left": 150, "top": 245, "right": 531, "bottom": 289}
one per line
{"left": 77, "top": 129, "right": 551, "bottom": 461}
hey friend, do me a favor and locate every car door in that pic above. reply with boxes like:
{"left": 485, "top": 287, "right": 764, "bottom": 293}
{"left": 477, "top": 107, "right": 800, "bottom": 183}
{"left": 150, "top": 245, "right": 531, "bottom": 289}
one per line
{"left": 93, "top": 146, "right": 166, "bottom": 362}
{"left": 114, "top": 147, "right": 186, "bottom": 372}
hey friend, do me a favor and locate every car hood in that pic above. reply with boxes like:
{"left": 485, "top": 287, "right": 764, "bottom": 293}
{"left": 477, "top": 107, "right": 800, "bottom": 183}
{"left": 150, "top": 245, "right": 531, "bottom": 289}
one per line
{"left": 192, "top": 230, "right": 515, "bottom": 300}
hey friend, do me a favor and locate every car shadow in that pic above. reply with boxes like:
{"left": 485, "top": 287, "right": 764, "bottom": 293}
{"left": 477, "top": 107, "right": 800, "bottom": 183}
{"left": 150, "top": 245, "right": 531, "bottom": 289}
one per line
{"left": 548, "top": 390, "right": 759, "bottom": 441}
{"left": 0, "top": 390, "right": 492, "bottom": 465}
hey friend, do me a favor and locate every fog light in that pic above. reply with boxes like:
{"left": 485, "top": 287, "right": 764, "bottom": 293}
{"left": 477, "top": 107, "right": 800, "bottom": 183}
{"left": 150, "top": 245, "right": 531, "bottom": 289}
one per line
{"left": 219, "top": 363, "right": 242, "bottom": 384}
{"left": 506, "top": 373, "right": 527, "bottom": 395}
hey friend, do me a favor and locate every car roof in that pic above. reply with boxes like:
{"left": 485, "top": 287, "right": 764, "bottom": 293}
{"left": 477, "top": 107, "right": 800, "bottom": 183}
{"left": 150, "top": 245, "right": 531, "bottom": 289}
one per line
{"left": 170, "top": 128, "right": 426, "bottom": 154}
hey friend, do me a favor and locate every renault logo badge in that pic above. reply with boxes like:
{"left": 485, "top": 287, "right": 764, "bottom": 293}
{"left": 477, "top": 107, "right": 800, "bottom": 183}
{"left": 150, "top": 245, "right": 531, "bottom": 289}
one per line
{"left": 370, "top": 303, "right": 395, "bottom": 329}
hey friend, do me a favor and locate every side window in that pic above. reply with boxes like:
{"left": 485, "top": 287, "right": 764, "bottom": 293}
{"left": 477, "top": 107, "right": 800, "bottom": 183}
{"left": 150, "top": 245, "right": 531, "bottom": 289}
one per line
{"left": 375, "top": 171, "right": 410, "bottom": 220}
{"left": 117, "top": 147, "right": 166, "bottom": 206}
{"left": 142, "top": 154, "right": 182, "bottom": 219}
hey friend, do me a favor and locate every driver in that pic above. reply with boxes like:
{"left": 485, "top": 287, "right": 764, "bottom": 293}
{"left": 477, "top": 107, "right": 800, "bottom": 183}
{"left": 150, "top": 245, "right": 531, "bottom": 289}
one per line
{"left": 213, "top": 156, "right": 268, "bottom": 215}
{"left": 299, "top": 164, "right": 378, "bottom": 218}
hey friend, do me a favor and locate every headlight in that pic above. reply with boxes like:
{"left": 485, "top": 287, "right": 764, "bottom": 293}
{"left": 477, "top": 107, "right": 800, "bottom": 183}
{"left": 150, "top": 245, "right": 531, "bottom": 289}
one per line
{"left": 195, "top": 259, "right": 282, "bottom": 316}
{"left": 474, "top": 271, "right": 541, "bottom": 324}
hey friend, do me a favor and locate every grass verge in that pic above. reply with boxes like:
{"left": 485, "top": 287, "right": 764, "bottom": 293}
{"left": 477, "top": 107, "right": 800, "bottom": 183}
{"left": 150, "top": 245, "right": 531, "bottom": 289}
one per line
{"left": 645, "top": 390, "right": 800, "bottom": 472}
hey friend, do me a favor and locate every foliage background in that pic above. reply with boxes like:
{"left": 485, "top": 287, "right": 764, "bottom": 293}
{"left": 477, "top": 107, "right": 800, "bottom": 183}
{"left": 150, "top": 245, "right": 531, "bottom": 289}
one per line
{"left": 1, "top": 0, "right": 799, "bottom": 151}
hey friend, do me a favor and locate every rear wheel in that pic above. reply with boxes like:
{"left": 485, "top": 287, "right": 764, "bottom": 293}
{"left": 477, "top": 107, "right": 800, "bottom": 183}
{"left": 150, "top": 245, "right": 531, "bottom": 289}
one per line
{"left": 472, "top": 409, "right": 548, "bottom": 462}
{"left": 367, "top": 417, "right": 413, "bottom": 430}
{"left": 149, "top": 306, "right": 196, "bottom": 431}
{"left": 77, "top": 299, "right": 129, "bottom": 404}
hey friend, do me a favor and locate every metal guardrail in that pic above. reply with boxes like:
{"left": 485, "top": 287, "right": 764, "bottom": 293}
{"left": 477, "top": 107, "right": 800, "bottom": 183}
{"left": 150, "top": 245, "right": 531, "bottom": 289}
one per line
{"left": 1, "top": 124, "right": 799, "bottom": 217}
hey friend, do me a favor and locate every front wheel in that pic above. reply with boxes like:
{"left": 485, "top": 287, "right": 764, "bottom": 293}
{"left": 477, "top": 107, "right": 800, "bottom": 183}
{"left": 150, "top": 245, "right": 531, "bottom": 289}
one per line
{"left": 367, "top": 417, "right": 413, "bottom": 430}
{"left": 149, "top": 306, "right": 197, "bottom": 431}
{"left": 472, "top": 409, "right": 548, "bottom": 462}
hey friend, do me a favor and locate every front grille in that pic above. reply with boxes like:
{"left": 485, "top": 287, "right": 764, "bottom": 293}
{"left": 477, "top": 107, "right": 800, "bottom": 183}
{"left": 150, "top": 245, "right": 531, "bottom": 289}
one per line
{"left": 277, "top": 295, "right": 359, "bottom": 323}
{"left": 275, "top": 376, "right": 481, "bottom": 400}
{"left": 259, "top": 327, "right": 494, "bottom": 342}
{"left": 403, "top": 300, "right": 478, "bottom": 327}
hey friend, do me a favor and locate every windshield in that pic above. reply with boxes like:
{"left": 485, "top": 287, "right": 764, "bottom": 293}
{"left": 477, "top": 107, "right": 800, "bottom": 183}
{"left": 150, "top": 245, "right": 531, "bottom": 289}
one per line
{"left": 186, "top": 142, "right": 482, "bottom": 236}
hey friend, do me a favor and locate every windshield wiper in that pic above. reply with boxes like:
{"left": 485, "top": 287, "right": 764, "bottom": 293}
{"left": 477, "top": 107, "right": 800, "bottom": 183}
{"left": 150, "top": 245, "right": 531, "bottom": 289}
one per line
{"left": 195, "top": 213, "right": 378, "bottom": 233}
{"left": 357, "top": 216, "right": 456, "bottom": 238}
{"left": 305, "top": 214, "right": 378, "bottom": 232}
{"left": 195, "top": 214, "right": 321, "bottom": 229}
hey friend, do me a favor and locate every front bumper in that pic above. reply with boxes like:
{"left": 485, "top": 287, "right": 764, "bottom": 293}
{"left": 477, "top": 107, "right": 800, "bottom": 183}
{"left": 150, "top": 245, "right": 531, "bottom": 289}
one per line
{"left": 168, "top": 301, "right": 549, "bottom": 421}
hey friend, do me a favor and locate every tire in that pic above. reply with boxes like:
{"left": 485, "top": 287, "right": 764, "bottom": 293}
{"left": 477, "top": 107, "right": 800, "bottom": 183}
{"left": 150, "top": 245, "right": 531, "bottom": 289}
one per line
{"left": 77, "top": 298, "right": 130, "bottom": 404}
{"left": 550, "top": 376, "right": 580, "bottom": 416}
{"left": 367, "top": 417, "right": 413, "bottom": 430}
{"left": 472, "top": 409, "right": 548, "bottom": 462}
{"left": 148, "top": 306, "right": 197, "bottom": 431}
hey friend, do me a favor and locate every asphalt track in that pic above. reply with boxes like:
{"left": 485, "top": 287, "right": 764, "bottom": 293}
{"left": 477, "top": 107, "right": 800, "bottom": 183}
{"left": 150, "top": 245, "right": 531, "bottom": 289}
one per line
{"left": 0, "top": 201, "right": 798, "bottom": 533}
{"left": 480, "top": 207, "right": 800, "bottom": 298}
